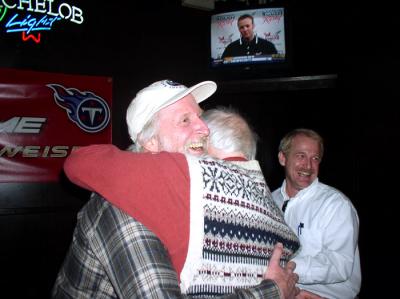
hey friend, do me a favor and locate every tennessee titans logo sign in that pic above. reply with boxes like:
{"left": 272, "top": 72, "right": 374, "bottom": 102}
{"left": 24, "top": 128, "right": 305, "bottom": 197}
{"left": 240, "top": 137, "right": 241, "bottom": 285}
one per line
{"left": 47, "top": 84, "right": 110, "bottom": 133}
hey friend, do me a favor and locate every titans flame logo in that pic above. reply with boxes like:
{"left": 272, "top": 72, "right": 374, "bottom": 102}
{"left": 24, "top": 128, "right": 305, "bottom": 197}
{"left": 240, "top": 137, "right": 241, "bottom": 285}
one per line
{"left": 47, "top": 84, "right": 110, "bottom": 133}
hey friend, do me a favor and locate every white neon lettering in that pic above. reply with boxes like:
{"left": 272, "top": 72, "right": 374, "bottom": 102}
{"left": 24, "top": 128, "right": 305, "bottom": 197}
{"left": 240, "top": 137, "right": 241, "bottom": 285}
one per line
{"left": 70, "top": 6, "right": 82, "bottom": 24}
{"left": 46, "top": 0, "right": 57, "bottom": 16}
{"left": 17, "top": 0, "right": 33, "bottom": 12}
{"left": 2, "top": 0, "right": 84, "bottom": 43}
{"left": 58, "top": 2, "right": 70, "bottom": 19}
{"left": 2, "top": 0, "right": 17, "bottom": 9}
{"left": 34, "top": 0, "right": 47, "bottom": 13}
{"left": 3, "top": 0, "right": 84, "bottom": 23}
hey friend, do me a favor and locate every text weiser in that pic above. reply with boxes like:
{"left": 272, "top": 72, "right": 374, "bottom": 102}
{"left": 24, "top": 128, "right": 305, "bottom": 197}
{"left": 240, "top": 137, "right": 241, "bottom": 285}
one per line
{"left": 1, "top": 0, "right": 84, "bottom": 43}
{"left": 0, "top": 116, "right": 78, "bottom": 158}
{"left": 1, "top": 145, "right": 78, "bottom": 158}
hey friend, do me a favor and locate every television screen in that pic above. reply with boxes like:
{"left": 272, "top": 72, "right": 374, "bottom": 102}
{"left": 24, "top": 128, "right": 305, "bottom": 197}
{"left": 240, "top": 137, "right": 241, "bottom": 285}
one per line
{"left": 210, "top": 6, "right": 289, "bottom": 72}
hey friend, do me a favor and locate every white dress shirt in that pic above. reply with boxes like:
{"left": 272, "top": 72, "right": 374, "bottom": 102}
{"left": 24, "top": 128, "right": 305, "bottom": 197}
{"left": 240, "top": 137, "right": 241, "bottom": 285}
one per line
{"left": 272, "top": 179, "right": 361, "bottom": 299}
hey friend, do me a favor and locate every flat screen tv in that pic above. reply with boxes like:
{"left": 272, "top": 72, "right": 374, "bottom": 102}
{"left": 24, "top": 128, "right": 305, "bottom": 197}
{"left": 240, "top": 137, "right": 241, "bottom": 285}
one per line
{"left": 210, "top": 6, "right": 291, "bottom": 76}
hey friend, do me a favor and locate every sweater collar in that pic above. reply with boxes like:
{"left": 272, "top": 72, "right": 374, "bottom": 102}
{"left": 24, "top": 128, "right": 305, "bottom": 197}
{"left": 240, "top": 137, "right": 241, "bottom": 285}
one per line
{"left": 223, "top": 156, "right": 247, "bottom": 161}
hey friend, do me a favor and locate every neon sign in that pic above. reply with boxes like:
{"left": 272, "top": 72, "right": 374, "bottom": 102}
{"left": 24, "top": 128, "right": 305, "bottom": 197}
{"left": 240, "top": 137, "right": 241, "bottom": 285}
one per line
{"left": 0, "top": 0, "right": 84, "bottom": 44}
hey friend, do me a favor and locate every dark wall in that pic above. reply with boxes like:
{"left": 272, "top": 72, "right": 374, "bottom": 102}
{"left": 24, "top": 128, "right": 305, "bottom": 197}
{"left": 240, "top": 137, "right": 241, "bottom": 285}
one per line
{"left": 1, "top": 0, "right": 397, "bottom": 298}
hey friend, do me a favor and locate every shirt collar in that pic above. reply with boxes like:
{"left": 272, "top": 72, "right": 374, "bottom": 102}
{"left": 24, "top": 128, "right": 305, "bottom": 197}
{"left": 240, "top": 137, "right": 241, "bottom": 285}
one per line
{"left": 281, "top": 178, "right": 319, "bottom": 200}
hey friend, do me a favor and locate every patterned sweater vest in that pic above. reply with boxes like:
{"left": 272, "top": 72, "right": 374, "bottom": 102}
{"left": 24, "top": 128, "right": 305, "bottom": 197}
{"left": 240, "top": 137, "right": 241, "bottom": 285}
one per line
{"left": 180, "top": 156, "right": 300, "bottom": 297}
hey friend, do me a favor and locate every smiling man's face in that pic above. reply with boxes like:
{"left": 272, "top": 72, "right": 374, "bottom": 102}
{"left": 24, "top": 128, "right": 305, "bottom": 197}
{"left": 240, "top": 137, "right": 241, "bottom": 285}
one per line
{"left": 279, "top": 134, "right": 321, "bottom": 197}
{"left": 148, "top": 94, "right": 209, "bottom": 156}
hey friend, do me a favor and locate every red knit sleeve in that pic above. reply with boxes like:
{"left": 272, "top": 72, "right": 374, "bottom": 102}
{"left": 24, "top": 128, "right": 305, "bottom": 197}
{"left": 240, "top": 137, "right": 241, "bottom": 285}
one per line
{"left": 64, "top": 144, "right": 190, "bottom": 276}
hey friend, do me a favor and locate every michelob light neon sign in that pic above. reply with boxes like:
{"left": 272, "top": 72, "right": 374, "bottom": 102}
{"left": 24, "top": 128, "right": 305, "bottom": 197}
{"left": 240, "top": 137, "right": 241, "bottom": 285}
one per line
{"left": 0, "top": 0, "right": 84, "bottom": 44}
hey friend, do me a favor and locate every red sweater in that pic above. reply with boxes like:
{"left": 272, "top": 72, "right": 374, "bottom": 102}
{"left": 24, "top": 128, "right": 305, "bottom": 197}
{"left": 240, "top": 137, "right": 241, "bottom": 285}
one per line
{"left": 64, "top": 144, "right": 190, "bottom": 277}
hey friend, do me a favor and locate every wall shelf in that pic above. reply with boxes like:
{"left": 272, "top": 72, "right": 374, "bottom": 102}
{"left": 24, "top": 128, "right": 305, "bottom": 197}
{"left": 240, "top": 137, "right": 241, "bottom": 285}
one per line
{"left": 217, "top": 74, "right": 338, "bottom": 93}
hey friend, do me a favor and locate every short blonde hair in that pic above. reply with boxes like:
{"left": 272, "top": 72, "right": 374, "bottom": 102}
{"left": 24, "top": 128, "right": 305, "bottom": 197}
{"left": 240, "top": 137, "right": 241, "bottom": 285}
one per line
{"left": 278, "top": 128, "right": 324, "bottom": 159}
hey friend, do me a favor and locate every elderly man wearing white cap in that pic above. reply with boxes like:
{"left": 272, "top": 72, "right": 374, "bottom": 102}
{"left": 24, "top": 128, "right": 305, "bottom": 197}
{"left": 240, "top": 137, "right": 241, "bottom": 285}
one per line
{"left": 52, "top": 80, "right": 303, "bottom": 299}
{"left": 126, "top": 80, "right": 216, "bottom": 154}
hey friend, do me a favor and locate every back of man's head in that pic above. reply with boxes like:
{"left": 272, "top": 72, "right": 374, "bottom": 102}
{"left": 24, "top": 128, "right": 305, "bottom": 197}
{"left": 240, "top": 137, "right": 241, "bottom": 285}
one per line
{"left": 202, "top": 107, "right": 258, "bottom": 160}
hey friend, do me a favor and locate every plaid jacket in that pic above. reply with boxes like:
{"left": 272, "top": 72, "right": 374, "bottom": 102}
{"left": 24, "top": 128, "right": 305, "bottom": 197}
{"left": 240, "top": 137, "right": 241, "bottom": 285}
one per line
{"left": 52, "top": 193, "right": 281, "bottom": 299}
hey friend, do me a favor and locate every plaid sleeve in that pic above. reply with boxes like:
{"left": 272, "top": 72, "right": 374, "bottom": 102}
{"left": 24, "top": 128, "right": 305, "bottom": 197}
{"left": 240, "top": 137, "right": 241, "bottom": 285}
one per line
{"left": 86, "top": 195, "right": 183, "bottom": 298}
{"left": 225, "top": 280, "right": 281, "bottom": 299}
{"left": 52, "top": 194, "right": 282, "bottom": 299}
{"left": 52, "top": 194, "right": 182, "bottom": 299}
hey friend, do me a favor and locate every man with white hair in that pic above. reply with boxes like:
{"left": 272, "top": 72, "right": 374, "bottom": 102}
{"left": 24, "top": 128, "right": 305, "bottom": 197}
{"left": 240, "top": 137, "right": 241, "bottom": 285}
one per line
{"left": 52, "top": 80, "right": 301, "bottom": 298}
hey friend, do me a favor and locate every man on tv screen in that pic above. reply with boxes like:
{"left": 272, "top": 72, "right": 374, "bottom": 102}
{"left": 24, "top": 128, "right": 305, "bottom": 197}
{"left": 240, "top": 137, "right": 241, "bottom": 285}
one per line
{"left": 221, "top": 14, "right": 277, "bottom": 59}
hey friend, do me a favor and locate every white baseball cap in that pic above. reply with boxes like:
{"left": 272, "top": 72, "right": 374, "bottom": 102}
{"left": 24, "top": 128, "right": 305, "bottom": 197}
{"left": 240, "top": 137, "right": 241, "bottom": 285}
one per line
{"left": 126, "top": 79, "right": 217, "bottom": 143}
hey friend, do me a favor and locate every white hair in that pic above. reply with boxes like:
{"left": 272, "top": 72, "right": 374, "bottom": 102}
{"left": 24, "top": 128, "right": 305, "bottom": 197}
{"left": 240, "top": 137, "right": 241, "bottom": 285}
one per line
{"left": 202, "top": 107, "right": 258, "bottom": 160}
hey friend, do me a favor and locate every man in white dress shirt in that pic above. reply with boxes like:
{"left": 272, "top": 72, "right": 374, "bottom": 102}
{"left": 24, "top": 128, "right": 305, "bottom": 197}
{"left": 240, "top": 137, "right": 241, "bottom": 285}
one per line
{"left": 272, "top": 128, "right": 361, "bottom": 299}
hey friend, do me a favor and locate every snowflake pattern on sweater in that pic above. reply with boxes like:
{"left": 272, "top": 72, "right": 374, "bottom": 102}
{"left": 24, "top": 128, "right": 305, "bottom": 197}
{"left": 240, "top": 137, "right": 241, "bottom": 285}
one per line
{"left": 180, "top": 157, "right": 300, "bottom": 297}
